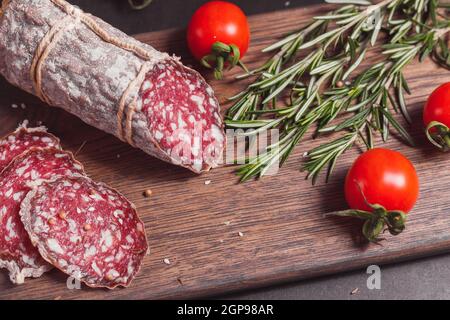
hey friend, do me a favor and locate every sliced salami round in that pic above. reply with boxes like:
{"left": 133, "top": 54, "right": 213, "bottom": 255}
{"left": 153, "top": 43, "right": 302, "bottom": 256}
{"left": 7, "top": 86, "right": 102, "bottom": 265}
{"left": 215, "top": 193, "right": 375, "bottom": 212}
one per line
{"left": 0, "top": 147, "right": 84, "bottom": 284}
{"left": 20, "top": 175, "right": 148, "bottom": 289}
{"left": 0, "top": 125, "right": 61, "bottom": 172}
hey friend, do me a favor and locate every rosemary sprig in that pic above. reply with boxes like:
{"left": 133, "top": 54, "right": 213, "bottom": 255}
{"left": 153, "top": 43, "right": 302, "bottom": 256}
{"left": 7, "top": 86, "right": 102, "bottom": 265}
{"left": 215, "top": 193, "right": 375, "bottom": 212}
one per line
{"left": 304, "top": 32, "right": 436, "bottom": 183}
{"left": 225, "top": 0, "right": 450, "bottom": 183}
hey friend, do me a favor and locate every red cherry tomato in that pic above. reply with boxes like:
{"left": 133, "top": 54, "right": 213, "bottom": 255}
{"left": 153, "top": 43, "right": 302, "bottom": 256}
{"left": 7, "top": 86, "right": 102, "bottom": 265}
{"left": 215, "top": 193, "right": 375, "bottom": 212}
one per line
{"left": 187, "top": 1, "right": 250, "bottom": 61}
{"left": 423, "top": 82, "right": 450, "bottom": 150}
{"left": 345, "top": 148, "right": 419, "bottom": 213}
{"left": 187, "top": 1, "right": 250, "bottom": 78}
{"left": 423, "top": 82, "right": 450, "bottom": 129}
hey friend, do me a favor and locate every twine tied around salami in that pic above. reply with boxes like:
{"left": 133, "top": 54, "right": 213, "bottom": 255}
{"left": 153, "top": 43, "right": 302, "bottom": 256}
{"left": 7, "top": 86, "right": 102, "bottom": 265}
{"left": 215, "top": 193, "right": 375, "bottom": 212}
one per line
{"left": 117, "top": 60, "right": 155, "bottom": 146}
{"left": 0, "top": 0, "right": 226, "bottom": 173}
{"left": 30, "top": 0, "right": 158, "bottom": 146}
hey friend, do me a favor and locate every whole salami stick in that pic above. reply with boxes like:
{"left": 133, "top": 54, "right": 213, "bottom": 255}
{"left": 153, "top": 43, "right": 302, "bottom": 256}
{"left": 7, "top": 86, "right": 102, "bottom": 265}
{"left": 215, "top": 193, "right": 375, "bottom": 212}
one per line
{"left": 0, "top": 0, "right": 225, "bottom": 173}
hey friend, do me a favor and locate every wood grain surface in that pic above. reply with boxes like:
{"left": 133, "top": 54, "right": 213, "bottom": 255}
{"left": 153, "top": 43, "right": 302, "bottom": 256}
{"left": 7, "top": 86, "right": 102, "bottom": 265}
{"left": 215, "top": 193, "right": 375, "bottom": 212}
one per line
{"left": 0, "top": 4, "right": 449, "bottom": 300}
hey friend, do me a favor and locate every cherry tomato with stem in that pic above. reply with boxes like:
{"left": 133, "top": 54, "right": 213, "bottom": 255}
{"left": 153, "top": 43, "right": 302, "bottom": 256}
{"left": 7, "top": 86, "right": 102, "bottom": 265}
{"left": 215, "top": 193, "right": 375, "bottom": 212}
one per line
{"left": 187, "top": 1, "right": 250, "bottom": 79}
{"left": 329, "top": 148, "right": 419, "bottom": 242}
{"left": 423, "top": 82, "right": 450, "bottom": 151}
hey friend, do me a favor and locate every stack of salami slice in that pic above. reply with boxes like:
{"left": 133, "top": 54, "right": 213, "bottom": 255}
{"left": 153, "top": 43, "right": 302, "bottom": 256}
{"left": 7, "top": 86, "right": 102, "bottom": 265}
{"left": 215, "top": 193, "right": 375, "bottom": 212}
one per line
{"left": 0, "top": 124, "right": 148, "bottom": 289}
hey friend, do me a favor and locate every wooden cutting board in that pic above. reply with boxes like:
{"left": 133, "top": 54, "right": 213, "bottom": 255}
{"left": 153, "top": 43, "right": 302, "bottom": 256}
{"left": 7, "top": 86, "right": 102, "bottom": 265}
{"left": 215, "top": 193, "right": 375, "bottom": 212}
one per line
{"left": 0, "top": 4, "right": 449, "bottom": 300}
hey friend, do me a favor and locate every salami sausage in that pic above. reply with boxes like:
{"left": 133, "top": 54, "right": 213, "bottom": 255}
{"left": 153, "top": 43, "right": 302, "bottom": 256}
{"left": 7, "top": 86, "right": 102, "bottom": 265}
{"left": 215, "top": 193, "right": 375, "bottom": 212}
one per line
{"left": 20, "top": 175, "right": 148, "bottom": 289}
{"left": 0, "top": 123, "right": 60, "bottom": 172}
{"left": 0, "top": 0, "right": 225, "bottom": 173}
{"left": 0, "top": 147, "right": 84, "bottom": 284}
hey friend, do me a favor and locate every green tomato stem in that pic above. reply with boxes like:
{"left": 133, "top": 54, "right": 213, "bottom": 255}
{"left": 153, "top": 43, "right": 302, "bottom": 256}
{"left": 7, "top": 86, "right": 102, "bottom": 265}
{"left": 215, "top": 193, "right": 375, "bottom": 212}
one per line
{"left": 200, "top": 42, "right": 247, "bottom": 80}
{"left": 327, "top": 207, "right": 407, "bottom": 243}
{"left": 444, "top": 134, "right": 450, "bottom": 149}
{"left": 425, "top": 121, "right": 450, "bottom": 152}
{"left": 128, "top": 0, "right": 153, "bottom": 10}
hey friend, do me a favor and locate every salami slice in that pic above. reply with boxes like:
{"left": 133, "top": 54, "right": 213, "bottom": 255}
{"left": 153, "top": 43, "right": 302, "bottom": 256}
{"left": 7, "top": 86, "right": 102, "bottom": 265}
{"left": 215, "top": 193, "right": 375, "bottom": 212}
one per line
{"left": 20, "top": 175, "right": 148, "bottom": 289}
{"left": 0, "top": 0, "right": 225, "bottom": 173}
{"left": 0, "top": 124, "right": 60, "bottom": 172}
{"left": 0, "top": 147, "right": 84, "bottom": 284}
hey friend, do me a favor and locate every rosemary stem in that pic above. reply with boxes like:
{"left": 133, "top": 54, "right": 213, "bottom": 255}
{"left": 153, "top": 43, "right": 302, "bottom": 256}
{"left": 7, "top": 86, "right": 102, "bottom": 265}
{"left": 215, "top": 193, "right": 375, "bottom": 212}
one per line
{"left": 434, "top": 26, "right": 450, "bottom": 39}
{"left": 367, "top": 0, "right": 395, "bottom": 14}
